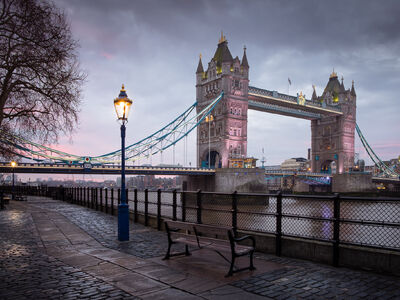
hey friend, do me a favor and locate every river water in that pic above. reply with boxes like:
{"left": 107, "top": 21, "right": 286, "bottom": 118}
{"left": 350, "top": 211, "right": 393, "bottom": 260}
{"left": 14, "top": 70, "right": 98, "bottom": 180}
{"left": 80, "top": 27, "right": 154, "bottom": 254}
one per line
{"left": 101, "top": 189, "right": 399, "bottom": 250}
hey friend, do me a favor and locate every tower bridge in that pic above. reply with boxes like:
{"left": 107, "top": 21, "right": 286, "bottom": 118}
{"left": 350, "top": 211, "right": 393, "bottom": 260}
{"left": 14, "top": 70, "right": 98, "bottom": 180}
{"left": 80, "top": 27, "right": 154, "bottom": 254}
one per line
{"left": 195, "top": 33, "right": 356, "bottom": 175}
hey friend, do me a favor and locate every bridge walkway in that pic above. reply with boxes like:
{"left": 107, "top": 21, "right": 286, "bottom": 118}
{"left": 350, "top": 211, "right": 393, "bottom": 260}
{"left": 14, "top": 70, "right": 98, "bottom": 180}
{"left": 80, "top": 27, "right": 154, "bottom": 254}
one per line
{"left": 1, "top": 196, "right": 399, "bottom": 299}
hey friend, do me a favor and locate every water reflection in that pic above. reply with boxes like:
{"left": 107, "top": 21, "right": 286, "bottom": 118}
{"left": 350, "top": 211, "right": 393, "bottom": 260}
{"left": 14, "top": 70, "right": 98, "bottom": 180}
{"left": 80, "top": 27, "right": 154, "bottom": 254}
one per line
{"left": 102, "top": 190, "right": 399, "bottom": 249}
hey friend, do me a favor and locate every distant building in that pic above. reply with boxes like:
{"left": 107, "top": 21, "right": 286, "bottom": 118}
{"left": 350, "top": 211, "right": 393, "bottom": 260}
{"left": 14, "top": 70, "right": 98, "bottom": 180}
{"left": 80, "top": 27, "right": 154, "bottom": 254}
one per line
{"left": 228, "top": 157, "right": 257, "bottom": 168}
{"left": 280, "top": 157, "right": 308, "bottom": 171}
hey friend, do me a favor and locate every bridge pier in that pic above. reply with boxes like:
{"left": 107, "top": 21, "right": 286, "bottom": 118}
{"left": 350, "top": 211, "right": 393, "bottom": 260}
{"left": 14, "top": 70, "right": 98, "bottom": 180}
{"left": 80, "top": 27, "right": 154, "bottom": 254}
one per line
{"left": 183, "top": 168, "right": 267, "bottom": 193}
{"left": 332, "top": 173, "right": 374, "bottom": 193}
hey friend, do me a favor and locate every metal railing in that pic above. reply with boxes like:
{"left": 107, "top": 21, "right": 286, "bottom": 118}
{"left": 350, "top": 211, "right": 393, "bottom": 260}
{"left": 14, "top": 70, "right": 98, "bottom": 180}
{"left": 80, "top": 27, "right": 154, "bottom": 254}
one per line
{"left": 2, "top": 185, "right": 399, "bottom": 267}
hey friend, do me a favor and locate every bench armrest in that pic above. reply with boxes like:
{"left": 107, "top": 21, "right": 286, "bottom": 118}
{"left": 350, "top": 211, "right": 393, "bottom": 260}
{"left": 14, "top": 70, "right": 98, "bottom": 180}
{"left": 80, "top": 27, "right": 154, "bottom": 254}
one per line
{"left": 233, "top": 235, "right": 255, "bottom": 248}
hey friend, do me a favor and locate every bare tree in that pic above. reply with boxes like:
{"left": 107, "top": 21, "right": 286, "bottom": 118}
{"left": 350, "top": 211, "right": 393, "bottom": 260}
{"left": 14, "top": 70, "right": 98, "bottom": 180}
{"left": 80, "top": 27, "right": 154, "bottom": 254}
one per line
{"left": 0, "top": 0, "right": 86, "bottom": 157}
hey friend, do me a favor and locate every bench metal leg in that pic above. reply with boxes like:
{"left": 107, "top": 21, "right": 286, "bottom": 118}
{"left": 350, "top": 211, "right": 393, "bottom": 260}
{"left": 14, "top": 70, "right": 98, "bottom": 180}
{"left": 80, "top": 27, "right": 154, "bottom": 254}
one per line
{"left": 249, "top": 251, "right": 256, "bottom": 270}
{"left": 226, "top": 255, "right": 236, "bottom": 277}
{"left": 163, "top": 244, "right": 191, "bottom": 260}
{"left": 163, "top": 243, "right": 172, "bottom": 260}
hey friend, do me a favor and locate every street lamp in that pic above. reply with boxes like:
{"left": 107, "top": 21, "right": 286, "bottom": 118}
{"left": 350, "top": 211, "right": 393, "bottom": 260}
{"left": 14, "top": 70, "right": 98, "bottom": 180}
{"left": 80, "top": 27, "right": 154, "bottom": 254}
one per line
{"left": 11, "top": 161, "right": 16, "bottom": 200}
{"left": 114, "top": 84, "right": 133, "bottom": 241}
{"left": 205, "top": 114, "right": 214, "bottom": 168}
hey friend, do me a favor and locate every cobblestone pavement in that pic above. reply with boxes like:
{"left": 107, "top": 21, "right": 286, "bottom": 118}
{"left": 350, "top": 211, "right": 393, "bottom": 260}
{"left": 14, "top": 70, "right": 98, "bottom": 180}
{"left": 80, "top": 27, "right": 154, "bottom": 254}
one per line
{"left": 1, "top": 196, "right": 400, "bottom": 300}
{"left": 232, "top": 254, "right": 400, "bottom": 299}
{"left": 29, "top": 199, "right": 169, "bottom": 259}
{"left": 0, "top": 208, "right": 137, "bottom": 300}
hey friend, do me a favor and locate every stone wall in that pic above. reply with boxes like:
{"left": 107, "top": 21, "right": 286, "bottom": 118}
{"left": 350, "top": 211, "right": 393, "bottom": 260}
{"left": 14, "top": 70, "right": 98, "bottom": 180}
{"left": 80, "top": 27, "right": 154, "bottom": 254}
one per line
{"left": 332, "top": 173, "right": 374, "bottom": 193}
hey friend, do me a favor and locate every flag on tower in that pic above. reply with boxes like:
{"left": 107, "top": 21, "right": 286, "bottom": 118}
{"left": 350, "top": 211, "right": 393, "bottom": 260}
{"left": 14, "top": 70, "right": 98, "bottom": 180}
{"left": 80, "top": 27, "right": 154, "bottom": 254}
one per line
{"left": 288, "top": 78, "right": 292, "bottom": 85}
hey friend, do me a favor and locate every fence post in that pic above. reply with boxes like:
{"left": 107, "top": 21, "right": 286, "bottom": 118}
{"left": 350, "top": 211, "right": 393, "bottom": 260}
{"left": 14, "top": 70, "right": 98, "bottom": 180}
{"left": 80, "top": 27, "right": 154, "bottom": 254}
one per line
{"left": 276, "top": 190, "right": 282, "bottom": 257}
{"left": 87, "top": 187, "right": 90, "bottom": 208}
{"left": 94, "top": 188, "right": 96, "bottom": 209}
{"left": 144, "top": 189, "right": 149, "bottom": 226}
{"left": 181, "top": 191, "right": 186, "bottom": 222}
{"left": 111, "top": 188, "right": 114, "bottom": 215}
{"left": 100, "top": 188, "right": 103, "bottom": 212}
{"left": 157, "top": 189, "right": 162, "bottom": 231}
{"left": 172, "top": 189, "right": 177, "bottom": 221}
{"left": 1, "top": 192, "right": 4, "bottom": 210}
{"left": 196, "top": 190, "right": 202, "bottom": 224}
{"left": 91, "top": 188, "right": 93, "bottom": 208}
{"left": 95, "top": 188, "right": 98, "bottom": 211}
{"left": 232, "top": 191, "right": 238, "bottom": 235}
{"left": 333, "top": 193, "right": 341, "bottom": 267}
{"left": 134, "top": 189, "right": 138, "bottom": 223}
{"left": 105, "top": 189, "right": 108, "bottom": 214}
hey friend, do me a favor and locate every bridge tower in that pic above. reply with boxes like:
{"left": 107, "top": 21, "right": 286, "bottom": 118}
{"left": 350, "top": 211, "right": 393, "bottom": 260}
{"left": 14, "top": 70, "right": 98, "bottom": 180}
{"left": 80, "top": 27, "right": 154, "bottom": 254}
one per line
{"left": 196, "top": 34, "right": 249, "bottom": 168}
{"left": 311, "top": 71, "right": 357, "bottom": 174}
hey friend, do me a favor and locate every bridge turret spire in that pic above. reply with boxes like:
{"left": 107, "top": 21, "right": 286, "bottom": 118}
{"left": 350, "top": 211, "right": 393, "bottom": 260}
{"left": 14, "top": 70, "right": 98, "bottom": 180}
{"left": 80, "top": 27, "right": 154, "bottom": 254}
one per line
{"left": 218, "top": 31, "right": 227, "bottom": 44}
{"left": 351, "top": 80, "right": 356, "bottom": 96}
{"left": 312, "top": 85, "right": 318, "bottom": 101}
{"left": 340, "top": 76, "right": 345, "bottom": 92}
{"left": 241, "top": 45, "right": 249, "bottom": 69}
{"left": 196, "top": 53, "right": 204, "bottom": 73}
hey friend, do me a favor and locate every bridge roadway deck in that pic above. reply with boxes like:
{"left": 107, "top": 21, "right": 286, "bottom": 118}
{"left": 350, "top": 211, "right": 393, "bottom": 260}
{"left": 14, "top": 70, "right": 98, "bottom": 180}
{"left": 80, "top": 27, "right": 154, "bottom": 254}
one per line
{"left": 1, "top": 196, "right": 399, "bottom": 299}
{"left": 0, "top": 163, "right": 215, "bottom": 176}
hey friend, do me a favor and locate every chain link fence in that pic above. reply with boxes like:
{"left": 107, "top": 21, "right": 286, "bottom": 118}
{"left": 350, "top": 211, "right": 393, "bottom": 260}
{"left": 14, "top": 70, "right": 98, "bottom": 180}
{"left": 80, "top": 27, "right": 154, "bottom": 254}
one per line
{"left": 5, "top": 185, "right": 399, "bottom": 253}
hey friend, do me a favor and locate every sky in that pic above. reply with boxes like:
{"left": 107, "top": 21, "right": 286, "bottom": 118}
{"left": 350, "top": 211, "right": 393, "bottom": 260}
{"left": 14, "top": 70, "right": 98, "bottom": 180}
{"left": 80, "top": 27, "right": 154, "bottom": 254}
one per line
{"left": 46, "top": 0, "right": 400, "bottom": 172}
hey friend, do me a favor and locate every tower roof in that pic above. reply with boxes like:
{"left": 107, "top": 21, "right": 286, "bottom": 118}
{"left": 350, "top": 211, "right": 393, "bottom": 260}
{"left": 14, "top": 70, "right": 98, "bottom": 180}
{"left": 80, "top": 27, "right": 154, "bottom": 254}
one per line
{"left": 213, "top": 36, "right": 233, "bottom": 67}
{"left": 323, "top": 71, "right": 342, "bottom": 95}
{"left": 241, "top": 46, "right": 249, "bottom": 68}
{"left": 196, "top": 54, "right": 204, "bottom": 73}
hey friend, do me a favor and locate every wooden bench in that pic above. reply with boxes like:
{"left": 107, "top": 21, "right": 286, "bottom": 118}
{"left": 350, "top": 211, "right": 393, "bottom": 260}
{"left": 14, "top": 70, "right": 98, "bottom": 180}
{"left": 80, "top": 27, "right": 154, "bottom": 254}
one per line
{"left": 164, "top": 220, "right": 256, "bottom": 277}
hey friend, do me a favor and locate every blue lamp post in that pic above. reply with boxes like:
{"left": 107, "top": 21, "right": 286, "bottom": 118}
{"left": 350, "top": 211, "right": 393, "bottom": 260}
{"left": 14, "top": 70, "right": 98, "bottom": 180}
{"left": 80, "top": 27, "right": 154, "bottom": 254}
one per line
{"left": 114, "top": 84, "right": 133, "bottom": 241}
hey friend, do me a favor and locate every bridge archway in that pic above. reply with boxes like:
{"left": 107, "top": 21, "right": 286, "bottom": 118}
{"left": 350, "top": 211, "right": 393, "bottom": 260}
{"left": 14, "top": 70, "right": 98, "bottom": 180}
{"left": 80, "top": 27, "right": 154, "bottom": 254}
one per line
{"left": 321, "top": 160, "right": 336, "bottom": 174}
{"left": 202, "top": 150, "right": 221, "bottom": 168}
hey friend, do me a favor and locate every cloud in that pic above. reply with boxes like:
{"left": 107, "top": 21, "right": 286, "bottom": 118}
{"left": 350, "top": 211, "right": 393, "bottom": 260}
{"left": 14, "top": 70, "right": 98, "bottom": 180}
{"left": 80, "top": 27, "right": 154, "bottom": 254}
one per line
{"left": 48, "top": 0, "right": 400, "bottom": 168}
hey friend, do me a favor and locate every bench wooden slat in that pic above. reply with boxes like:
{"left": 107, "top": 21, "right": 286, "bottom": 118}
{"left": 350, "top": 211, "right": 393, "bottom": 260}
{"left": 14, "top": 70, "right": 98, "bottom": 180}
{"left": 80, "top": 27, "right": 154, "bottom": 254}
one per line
{"left": 165, "top": 220, "right": 195, "bottom": 231}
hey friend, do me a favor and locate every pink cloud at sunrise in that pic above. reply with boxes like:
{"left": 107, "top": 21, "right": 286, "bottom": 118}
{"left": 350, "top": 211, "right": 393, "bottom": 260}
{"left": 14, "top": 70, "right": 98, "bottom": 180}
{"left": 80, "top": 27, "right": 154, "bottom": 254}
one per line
{"left": 100, "top": 52, "right": 114, "bottom": 60}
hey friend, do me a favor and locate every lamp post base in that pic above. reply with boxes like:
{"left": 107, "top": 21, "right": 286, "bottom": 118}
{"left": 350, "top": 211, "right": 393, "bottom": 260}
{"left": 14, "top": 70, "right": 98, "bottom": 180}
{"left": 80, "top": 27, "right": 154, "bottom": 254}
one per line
{"left": 118, "top": 203, "right": 130, "bottom": 241}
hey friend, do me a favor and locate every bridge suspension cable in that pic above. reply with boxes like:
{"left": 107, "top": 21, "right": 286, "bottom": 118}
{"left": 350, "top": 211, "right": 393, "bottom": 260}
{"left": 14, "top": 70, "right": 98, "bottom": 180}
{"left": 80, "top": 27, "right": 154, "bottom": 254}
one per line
{"left": 0, "top": 92, "right": 224, "bottom": 164}
{"left": 356, "top": 123, "right": 399, "bottom": 178}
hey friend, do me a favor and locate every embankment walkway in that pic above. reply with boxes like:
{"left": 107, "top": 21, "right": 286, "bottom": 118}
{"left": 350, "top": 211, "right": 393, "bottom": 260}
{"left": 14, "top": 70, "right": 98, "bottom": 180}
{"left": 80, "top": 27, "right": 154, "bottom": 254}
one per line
{"left": 0, "top": 196, "right": 399, "bottom": 299}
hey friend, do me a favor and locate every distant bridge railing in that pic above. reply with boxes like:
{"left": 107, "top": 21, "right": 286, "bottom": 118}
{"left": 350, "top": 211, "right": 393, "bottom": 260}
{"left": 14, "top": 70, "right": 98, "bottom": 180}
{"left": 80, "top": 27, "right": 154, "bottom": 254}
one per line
{"left": 265, "top": 169, "right": 332, "bottom": 177}
{"left": 4, "top": 185, "right": 399, "bottom": 268}
{"left": 0, "top": 162, "right": 215, "bottom": 175}
{"left": 248, "top": 86, "right": 343, "bottom": 113}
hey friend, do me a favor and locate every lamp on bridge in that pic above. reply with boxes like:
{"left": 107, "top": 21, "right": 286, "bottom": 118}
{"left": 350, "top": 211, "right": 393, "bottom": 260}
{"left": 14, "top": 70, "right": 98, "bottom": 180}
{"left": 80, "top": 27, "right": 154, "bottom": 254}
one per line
{"left": 11, "top": 161, "right": 16, "bottom": 200}
{"left": 114, "top": 84, "right": 133, "bottom": 241}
